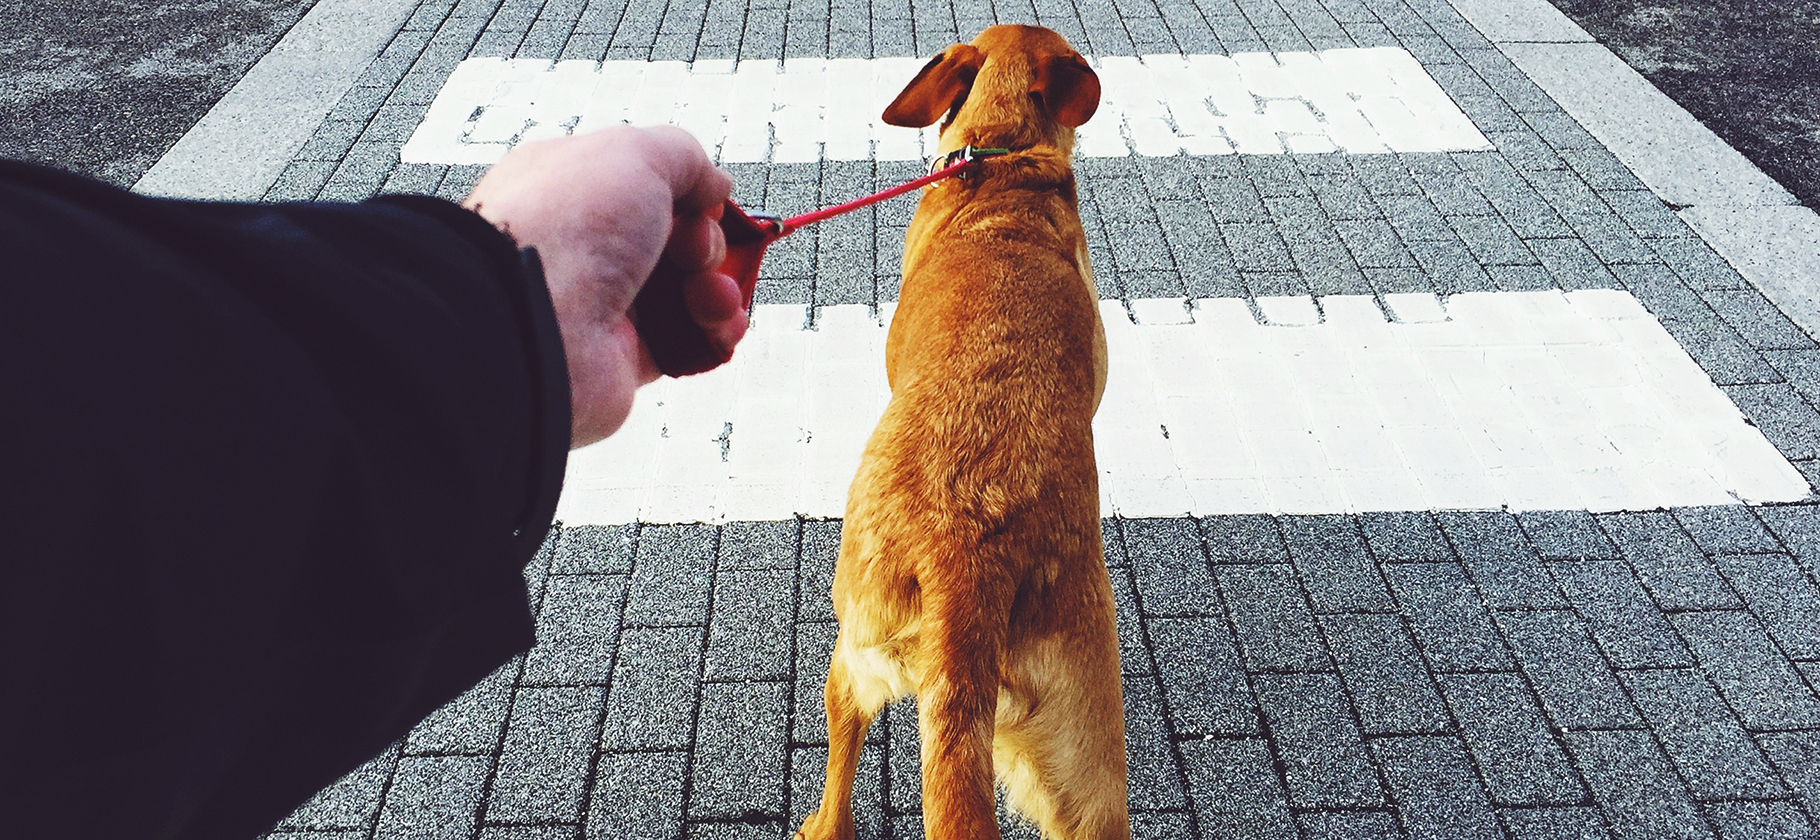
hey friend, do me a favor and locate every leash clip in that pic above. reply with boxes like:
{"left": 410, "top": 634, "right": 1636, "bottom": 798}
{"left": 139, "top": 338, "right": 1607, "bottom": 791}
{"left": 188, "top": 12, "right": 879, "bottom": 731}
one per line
{"left": 928, "top": 145, "right": 1011, "bottom": 178}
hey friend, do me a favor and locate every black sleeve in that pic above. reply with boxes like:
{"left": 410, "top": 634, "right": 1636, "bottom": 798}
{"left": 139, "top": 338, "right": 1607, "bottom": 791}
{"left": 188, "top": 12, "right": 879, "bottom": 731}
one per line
{"left": 0, "top": 161, "right": 571, "bottom": 840}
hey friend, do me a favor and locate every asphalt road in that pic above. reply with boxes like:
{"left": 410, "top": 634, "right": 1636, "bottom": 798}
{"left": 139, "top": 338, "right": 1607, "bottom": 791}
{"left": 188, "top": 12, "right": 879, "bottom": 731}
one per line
{"left": 0, "top": 0, "right": 319, "bottom": 187}
{"left": 1540, "top": 0, "right": 1820, "bottom": 209}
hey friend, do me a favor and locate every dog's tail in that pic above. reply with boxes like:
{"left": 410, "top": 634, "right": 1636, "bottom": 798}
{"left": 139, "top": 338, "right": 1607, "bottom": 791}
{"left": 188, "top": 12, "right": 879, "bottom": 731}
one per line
{"left": 916, "top": 574, "right": 1010, "bottom": 840}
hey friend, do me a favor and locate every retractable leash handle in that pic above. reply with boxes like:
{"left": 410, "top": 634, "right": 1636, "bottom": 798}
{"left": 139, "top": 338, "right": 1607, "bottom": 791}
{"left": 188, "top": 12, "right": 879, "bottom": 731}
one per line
{"left": 631, "top": 147, "right": 1008, "bottom": 377}
{"left": 631, "top": 201, "right": 783, "bottom": 377}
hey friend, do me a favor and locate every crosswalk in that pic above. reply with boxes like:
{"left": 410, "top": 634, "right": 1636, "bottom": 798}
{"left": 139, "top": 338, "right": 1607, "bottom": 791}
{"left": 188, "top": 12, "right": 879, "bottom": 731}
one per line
{"left": 557, "top": 290, "right": 1807, "bottom": 525}
{"left": 401, "top": 47, "right": 1489, "bottom": 165}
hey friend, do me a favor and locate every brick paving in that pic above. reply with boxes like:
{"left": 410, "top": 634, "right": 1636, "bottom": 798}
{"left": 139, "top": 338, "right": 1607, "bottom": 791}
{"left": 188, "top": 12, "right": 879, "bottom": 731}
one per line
{"left": 241, "top": 0, "right": 1820, "bottom": 837}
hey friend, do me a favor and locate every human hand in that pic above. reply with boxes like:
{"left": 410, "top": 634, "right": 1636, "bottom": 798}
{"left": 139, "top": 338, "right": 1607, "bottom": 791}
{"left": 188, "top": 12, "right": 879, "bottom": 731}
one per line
{"left": 464, "top": 126, "right": 748, "bottom": 448}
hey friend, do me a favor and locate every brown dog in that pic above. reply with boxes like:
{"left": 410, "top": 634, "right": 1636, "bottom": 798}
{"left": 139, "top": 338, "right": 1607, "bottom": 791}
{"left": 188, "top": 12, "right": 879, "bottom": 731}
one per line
{"left": 793, "top": 25, "right": 1127, "bottom": 840}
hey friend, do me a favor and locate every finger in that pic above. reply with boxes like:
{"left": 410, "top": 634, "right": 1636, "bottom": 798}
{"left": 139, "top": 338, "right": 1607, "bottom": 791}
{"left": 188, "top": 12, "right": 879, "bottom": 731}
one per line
{"left": 682, "top": 269, "right": 746, "bottom": 325}
{"left": 636, "top": 125, "right": 734, "bottom": 214}
{"left": 658, "top": 212, "right": 726, "bottom": 276}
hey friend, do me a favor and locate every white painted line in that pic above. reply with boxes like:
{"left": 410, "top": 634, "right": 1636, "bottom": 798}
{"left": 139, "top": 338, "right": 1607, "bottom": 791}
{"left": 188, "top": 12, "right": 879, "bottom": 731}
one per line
{"left": 554, "top": 291, "right": 1811, "bottom": 525}
{"left": 135, "top": 0, "right": 420, "bottom": 199}
{"left": 400, "top": 48, "right": 1491, "bottom": 165}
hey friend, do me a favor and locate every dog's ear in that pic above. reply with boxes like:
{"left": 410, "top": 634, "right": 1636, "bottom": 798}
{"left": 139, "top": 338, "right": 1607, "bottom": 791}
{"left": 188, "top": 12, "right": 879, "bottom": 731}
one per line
{"left": 883, "top": 44, "right": 985, "bottom": 127}
{"left": 1032, "top": 52, "right": 1100, "bottom": 127}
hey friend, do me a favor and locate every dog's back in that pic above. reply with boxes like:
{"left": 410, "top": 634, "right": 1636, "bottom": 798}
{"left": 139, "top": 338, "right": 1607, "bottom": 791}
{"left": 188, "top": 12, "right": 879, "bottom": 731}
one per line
{"left": 794, "top": 25, "right": 1129, "bottom": 840}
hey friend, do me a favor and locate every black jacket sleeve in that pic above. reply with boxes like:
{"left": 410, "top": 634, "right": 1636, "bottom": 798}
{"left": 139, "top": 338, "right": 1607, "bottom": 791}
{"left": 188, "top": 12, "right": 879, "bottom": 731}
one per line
{"left": 0, "top": 161, "right": 571, "bottom": 840}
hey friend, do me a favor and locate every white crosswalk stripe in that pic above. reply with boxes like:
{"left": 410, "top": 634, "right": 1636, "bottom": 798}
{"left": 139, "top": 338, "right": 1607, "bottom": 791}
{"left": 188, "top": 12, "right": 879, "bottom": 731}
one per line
{"left": 401, "top": 48, "right": 1491, "bottom": 165}
{"left": 556, "top": 291, "right": 1808, "bottom": 525}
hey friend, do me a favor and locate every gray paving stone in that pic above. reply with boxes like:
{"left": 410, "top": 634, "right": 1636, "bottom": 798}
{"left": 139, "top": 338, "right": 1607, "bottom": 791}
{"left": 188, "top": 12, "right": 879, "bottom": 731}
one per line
{"left": 1669, "top": 611, "right": 1820, "bottom": 731}
{"left": 1651, "top": 237, "right": 1750, "bottom": 291}
{"left": 1377, "top": 192, "right": 1457, "bottom": 242}
{"left": 1489, "top": 263, "right": 1557, "bottom": 291}
{"left": 1599, "top": 512, "right": 1741, "bottom": 611}
{"left": 374, "top": 755, "right": 491, "bottom": 839}
{"left": 1450, "top": 213, "right": 1539, "bottom": 266}
{"left": 277, "top": 744, "right": 400, "bottom": 830}
{"left": 1254, "top": 673, "right": 1385, "bottom": 808}
{"left": 1217, "top": 564, "right": 1332, "bottom": 672}
{"left": 1498, "top": 806, "right": 1616, "bottom": 840}
{"left": 1564, "top": 211, "right": 1656, "bottom": 265}
{"left": 1438, "top": 510, "right": 1565, "bottom": 609}
{"left": 625, "top": 523, "right": 716, "bottom": 627}
{"left": 1359, "top": 511, "right": 1454, "bottom": 563}
{"left": 407, "top": 661, "right": 518, "bottom": 754}
{"left": 1123, "top": 674, "right": 1193, "bottom": 812}
{"left": 1336, "top": 218, "right": 1418, "bottom": 269}
{"left": 1294, "top": 810, "right": 1401, "bottom": 840}
{"left": 793, "top": 621, "right": 838, "bottom": 746}
{"left": 717, "top": 520, "right": 799, "bottom": 570}
{"left": 1146, "top": 616, "right": 1256, "bottom": 736}
{"left": 1385, "top": 562, "right": 1513, "bottom": 672}
{"left": 1519, "top": 510, "right": 1620, "bottom": 561}
{"left": 1222, "top": 222, "right": 1298, "bottom": 273}
{"left": 1306, "top": 171, "right": 1382, "bottom": 221}
{"left": 1279, "top": 515, "right": 1394, "bottom": 613}
{"left": 1550, "top": 560, "right": 1692, "bottom": 669}
{"left": 1495, "top": 610, "right": 1641, "bottom": 730}
{"left": 1361, "top": 263, "right": 1429, "bottom": 295}
{"left": 1763, "top": 351, "right": 1820, "bottom": 409}
{"left": 1178, "top": 739, "right": 1296, "bottom": 840}
{"left": 1110, "top": 566, "right": 1155, "bottom": 675}
{"left": 1192, "top": 173, "right": 1267, "bottom": 226}
{"left": 683, "top": 823, "right": 781, "bottom": 840}
{"left": 1189, "top": 515, "right": 1285, "bottom": 566}
{"left": 1696, "top": 290, "right": 1812, "bottom": 352}
{"left": 1438, "top": 672, "right": 1585, "bottom": 806}
{"left": 1757, "top": 505, "right": 1820, "bottom": 575}
{"left": 551, "top": 524, "right": 636, "bottom": 574}
{"left": 1530, "top": 236, "right": 1621, "bottom": 290}
{"left": 1675, "top": 505, "right": 1788, "bottom": 555}
{"left": 1601, "top": 189, "right": 1690, "bottom": 239}
{"left": 486, "top": 685, "right": 606, "bottom": 823}
{"left": 691, "top": 681, "right": 790, "bottom": 821}
{"left": 1412, "top": 160, "right": 1496, "bottom": 217}
{"left": 1563, "top": 729, "right": 1712, "bottom": 840}
{"left": 1704, "top": 800, "right": 1818, "bottom": 840}
{"left": 523, "top": 575, "right": 627, "bottom": 686}
{"left": 705, "top": 568, "right": 794, "bottom": 681}
{"left": 1124, "top": 517, "right": 1221, "bottom": 616}
{"left": 1101, "top": 517, "right": 1129, "bottom": 567}
{"left": 1758, "top": 732, "right": 1820, "bottom": 821}
{"left": 1407, "top": 237, "right": 1493, "bottom": 293}
{"left": 1370, "top": 735, "right": 1503, "bottom": 839}
{"left": 1724, "top": 384, "right": 1820, "bottom": 459}
{"left": 1620, "top": 669, "right": 1786, "bottom": 802}
{"left": 587, "top": 751, "right": 686, "bottom": 840}
{"left": 798, "top": 519, "right": 841, "bottom": 623}
{"left": 1708, "top": 552, "right": 1820, "bottom": 660}
{"left": 1647, "top": 317, "right": 1766, "bottom": 387}
{"left": 1321, "top": 612, "right": 1450, "bottom": 735}
{"left": 600, "top": 626, "right": 703, "bottom": 751}
{"left": 1131, "top": 809, "right": 1196, "bottom": 840}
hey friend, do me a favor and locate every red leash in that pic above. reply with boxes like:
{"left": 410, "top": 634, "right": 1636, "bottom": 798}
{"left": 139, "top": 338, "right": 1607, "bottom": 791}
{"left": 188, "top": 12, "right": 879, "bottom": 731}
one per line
{"left": 634, "top": 146, "right": 1008, "bottom": 376}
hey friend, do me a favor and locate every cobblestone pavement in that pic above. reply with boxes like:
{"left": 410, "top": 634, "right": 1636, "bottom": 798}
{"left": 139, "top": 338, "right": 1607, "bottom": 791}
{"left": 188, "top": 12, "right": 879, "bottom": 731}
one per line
{"left": 65, "top": 0, "right": 1820, "bottom": 836}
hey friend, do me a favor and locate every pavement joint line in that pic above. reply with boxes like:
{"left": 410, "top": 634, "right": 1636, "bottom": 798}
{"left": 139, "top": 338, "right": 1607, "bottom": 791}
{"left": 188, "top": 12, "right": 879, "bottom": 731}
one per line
{"left": 1440, "top": 0, "right": 1820, "bottom": 345}
{"left": 132, "top": 0, "right": 421, "bottom": 200}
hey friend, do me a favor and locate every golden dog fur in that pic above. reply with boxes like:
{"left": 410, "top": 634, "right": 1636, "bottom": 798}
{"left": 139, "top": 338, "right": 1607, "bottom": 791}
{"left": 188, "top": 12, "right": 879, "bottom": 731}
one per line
{"left": 793, "top": 25, "right": 1128, "bottom": 840}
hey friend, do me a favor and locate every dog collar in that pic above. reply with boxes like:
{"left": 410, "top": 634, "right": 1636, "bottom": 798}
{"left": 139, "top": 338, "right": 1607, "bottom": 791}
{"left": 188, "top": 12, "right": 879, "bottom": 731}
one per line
{"left": 927, "top": 145, "right": 1011, "bottom": 177}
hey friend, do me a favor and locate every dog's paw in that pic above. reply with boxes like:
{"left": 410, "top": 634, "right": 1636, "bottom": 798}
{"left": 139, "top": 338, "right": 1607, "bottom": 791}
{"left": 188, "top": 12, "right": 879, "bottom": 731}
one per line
{"left": 793, "top": 810, "right": 855, "bottom": 840}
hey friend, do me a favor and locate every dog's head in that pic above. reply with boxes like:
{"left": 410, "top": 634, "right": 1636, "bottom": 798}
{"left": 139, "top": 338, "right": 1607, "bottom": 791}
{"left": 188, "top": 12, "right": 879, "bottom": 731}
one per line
{"left": 882, "top": 25, "right": 1099, "bottom": 155}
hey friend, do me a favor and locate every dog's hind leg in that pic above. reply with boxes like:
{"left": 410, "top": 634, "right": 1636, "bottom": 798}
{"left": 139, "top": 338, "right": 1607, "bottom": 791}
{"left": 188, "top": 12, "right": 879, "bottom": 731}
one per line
{"left": 796, "top": 641, "right": 890, "bottom": 840}
{"left": 918, "top": 597, "right": 1009, "bottom": 840}
{"left": 996, "top": 622, "right": 1130, "bottom": 840}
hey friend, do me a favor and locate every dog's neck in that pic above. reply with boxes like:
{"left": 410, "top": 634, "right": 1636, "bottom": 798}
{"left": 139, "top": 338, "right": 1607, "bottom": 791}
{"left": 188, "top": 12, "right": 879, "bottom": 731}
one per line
{"left": 932, "top": 144, "right": 1076, "bottom": 192}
